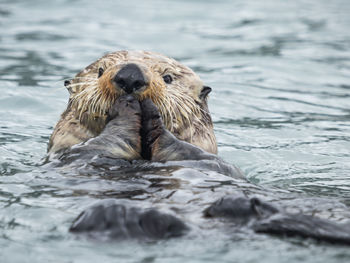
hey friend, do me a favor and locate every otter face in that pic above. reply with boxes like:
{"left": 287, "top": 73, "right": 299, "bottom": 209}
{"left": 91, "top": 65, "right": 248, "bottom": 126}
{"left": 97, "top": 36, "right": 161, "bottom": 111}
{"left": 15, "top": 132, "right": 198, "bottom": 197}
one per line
{"left": 51, "top": 51, "right": 217, "bottom": 154}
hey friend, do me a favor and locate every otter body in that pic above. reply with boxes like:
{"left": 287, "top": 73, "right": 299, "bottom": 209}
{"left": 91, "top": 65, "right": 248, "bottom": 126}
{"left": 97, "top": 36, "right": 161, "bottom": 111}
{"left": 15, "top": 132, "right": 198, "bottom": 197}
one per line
{"left": 48, "top": 51, "right": 350, "bottom": 244}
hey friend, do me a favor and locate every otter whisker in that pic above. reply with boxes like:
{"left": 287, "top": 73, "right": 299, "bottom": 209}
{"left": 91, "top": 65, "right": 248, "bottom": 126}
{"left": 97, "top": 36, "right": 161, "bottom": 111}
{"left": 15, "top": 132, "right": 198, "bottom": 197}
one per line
{"left": 68, "top": 81, "right": 98, "bottom": 87}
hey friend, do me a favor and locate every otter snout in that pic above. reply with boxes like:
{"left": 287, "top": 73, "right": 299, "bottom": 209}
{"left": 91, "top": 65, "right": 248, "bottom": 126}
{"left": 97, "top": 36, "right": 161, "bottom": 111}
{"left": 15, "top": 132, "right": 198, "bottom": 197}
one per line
{"left": 114, "top": 64, "right": 147, "bottom": 94}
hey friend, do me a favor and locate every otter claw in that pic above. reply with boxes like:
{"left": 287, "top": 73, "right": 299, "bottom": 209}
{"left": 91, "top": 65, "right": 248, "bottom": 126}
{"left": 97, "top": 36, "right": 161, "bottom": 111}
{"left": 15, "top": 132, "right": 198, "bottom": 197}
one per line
{"left": 140, "top": 99, "right": 161, "bottom": 120}
{"left": 140, "top": 99, "right": 164, "bottom": 160}
{"left": 108, "top": 95, "right": 141, "bottom": 120}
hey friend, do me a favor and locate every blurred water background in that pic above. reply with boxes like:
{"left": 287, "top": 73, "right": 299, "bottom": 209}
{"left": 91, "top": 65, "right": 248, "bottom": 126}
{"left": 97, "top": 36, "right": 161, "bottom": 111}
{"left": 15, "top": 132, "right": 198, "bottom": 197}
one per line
{"left": 1, "top": 0, "right": 350, "bottom": 262}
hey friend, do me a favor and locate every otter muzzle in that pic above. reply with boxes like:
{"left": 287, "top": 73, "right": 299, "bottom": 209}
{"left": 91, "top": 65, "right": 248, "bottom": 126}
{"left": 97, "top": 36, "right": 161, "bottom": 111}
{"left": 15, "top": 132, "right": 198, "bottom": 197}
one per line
{"left": 114, "top": 63, "right": 147, "bottom": 94}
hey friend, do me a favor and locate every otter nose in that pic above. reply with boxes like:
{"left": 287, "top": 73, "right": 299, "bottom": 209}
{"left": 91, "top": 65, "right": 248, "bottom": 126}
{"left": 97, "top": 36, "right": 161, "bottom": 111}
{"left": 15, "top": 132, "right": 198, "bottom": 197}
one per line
{"left": 114, "top": 64, "right": 146, "bottom": 94}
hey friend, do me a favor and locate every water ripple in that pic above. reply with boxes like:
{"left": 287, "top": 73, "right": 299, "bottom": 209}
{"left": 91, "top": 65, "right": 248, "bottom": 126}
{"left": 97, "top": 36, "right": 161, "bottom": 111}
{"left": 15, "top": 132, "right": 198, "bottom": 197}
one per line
{"left": 1, "top": 0, "right": 350, "bottom": 262}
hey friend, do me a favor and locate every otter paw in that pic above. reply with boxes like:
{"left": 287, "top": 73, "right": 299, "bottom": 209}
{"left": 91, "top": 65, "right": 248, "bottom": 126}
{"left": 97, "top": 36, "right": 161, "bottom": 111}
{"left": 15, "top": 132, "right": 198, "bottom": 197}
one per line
{"left": 70, "top": 200, "right": 188, "bottom": 240}
{"left": 108, "top": 95, "right": 141, "bottom": 120}
{"left": 140, "top": 98, "right": 164, "bottom": 159}
{"left": 204, "top": 195, "right": 279, "bottom": 223}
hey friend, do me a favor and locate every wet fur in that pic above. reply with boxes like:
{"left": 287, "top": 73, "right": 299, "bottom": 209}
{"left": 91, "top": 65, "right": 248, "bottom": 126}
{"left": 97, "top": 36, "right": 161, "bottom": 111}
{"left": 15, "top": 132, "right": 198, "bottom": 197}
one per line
{"left": 49, "top": 51, "right": 217, "bottom": 155}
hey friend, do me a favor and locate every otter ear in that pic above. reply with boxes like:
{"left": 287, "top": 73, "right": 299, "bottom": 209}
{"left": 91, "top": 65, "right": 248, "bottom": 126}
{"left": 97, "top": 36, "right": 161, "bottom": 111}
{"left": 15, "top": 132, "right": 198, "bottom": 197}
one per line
{"left": 200, "top": 86, "right": 212, "bottom": 100}
{"left": 64, "top": 79, "right": 74, "bottom": 95}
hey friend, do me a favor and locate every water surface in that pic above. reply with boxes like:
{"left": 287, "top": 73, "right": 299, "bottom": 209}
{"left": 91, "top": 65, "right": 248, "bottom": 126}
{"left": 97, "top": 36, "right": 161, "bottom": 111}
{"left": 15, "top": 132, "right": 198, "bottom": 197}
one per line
{"left": 1, "top": 0, "right": 350, "bottom": 262}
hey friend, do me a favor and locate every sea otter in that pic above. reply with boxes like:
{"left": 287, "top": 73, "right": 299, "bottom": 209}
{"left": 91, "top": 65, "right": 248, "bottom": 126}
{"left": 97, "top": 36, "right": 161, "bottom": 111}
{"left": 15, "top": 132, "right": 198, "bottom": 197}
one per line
{"left": 48, "top": 50, "right": 217, "bottom": 157}
{"left": 48, "top": 51, "right": 350, "bottom": 244}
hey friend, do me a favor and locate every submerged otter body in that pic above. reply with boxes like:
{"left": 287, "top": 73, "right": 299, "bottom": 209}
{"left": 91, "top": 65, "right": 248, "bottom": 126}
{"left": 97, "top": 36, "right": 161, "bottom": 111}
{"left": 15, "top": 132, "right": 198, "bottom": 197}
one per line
{"left": 48, "top": 51, "right": 350, "bottom": 244}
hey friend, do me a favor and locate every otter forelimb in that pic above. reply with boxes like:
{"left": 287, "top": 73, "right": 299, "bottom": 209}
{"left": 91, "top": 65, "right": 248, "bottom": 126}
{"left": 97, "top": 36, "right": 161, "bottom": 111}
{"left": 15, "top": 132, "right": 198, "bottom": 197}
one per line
{"left": 141, "top": 98, "right": 218, "bottom": 162}
{"left": 55, "top": 95, "right": 142, "bottom": 163}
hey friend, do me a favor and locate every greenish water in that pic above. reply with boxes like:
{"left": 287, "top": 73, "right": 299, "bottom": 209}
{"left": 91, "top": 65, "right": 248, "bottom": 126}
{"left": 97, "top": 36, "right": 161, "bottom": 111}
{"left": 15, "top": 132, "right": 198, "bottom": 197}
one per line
{"left": 1, "top": 0, "right": 350, "bottom": 262}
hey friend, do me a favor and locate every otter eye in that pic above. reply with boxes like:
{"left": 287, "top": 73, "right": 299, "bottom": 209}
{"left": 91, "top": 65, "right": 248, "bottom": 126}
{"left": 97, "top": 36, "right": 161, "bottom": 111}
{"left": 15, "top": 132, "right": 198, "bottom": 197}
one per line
{"left": 98, "top": 67, "right": 104, "bottom": 78}
{"left": 163, "top": 74, "right": 173, "bottom": 84}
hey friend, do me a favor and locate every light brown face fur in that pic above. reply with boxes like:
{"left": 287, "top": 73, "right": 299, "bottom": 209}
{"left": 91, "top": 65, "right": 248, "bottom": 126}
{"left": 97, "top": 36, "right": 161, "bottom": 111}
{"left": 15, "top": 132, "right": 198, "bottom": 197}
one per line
{"left": 48, "top": 50, "right": 217, "bottom": 155}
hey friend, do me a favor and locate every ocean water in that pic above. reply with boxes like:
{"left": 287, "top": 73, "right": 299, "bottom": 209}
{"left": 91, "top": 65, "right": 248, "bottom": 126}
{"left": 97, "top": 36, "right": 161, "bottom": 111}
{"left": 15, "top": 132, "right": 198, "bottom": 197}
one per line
{"left": 1, "top": 0, "right": 350, "bottom": 262}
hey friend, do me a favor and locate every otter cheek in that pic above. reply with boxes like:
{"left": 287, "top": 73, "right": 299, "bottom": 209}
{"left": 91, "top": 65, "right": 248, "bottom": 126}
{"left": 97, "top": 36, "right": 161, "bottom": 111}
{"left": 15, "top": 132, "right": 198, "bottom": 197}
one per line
{"left": 98, "top": 70, "right": 120, "bottom": 99}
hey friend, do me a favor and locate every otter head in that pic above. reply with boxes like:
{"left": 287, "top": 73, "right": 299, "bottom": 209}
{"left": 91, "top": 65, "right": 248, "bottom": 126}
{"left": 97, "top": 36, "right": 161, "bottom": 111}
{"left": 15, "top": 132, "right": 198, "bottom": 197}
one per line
{"left": 49, "top": 51, "right": 217, "bottom": 154}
